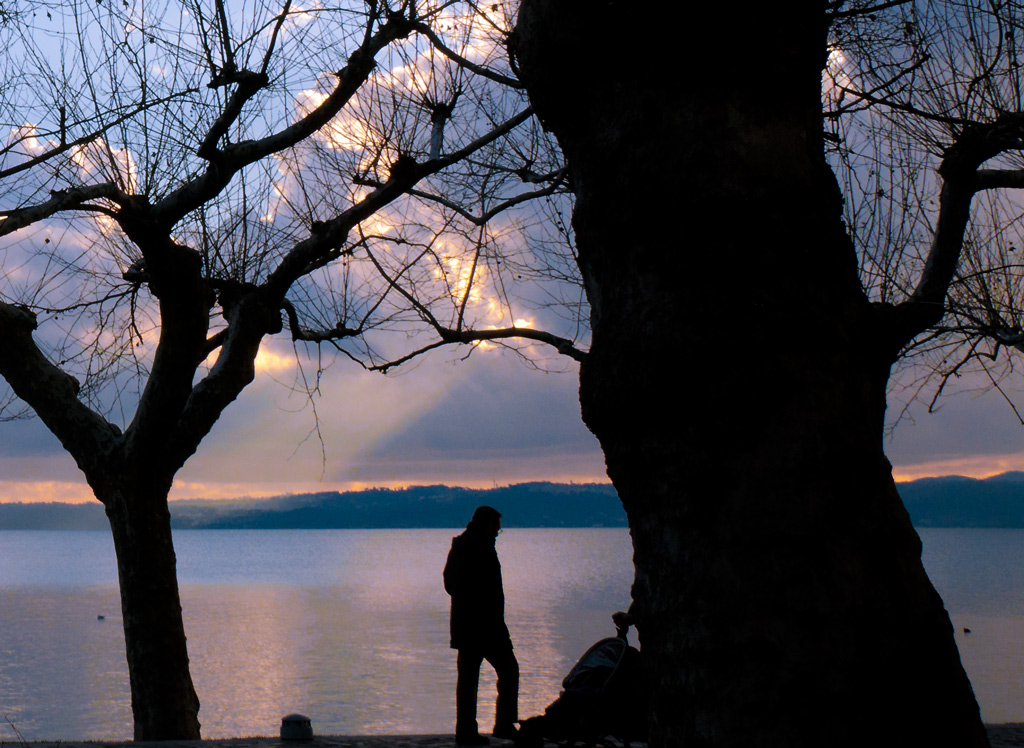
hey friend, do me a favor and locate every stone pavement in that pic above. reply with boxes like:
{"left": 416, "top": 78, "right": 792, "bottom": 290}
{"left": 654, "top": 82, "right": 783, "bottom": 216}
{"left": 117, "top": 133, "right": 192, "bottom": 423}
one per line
{"left": 5, "top": 727, "right": 1024, "bottom": 747}
{"left": 1, "top": 739, "right": 461, "bottom": 748}
{"left": 988, "top": 725, "right": 1024, "bottom": 747}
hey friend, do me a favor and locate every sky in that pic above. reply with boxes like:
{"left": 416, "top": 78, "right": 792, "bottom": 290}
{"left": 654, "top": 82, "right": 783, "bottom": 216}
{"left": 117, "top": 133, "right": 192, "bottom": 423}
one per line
{"left": 3, "top": 340, "right": 1024, "bottom": 504}
{"left": 886, "top": 372, "right": 1024, "bottom": 482}
{"left": 0, "top": 0, "right": 606, "bottom": 504}
{"left": 0, "top": 344, "right": 608, "bottom": 503}
{"left": 6, "top": 3, "right": 1024, "bottom": 504}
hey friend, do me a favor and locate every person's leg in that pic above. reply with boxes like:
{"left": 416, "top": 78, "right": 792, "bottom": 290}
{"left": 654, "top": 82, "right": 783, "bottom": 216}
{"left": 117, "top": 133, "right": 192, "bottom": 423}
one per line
{"left": 486, "top": 644, "right": 519, "bottom": 737}
{"left": 457, "top": 648, "right": 487, "bottom": 743}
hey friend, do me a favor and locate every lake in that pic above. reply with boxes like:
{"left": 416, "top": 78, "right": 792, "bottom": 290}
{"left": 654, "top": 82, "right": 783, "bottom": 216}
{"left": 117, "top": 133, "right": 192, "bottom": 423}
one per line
{"left": 0, "top": 528, "right": 633, "bottom": 740}
{"left": 0, "top": 527, "right": 1021, "bottom": 740}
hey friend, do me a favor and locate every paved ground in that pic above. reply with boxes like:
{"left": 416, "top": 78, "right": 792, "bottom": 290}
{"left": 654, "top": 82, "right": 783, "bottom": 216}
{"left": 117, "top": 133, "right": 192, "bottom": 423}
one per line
{"left": 0, "top": 729, "right": 1022, "bottom": 747}
{"left": 4, "top": 726, "right": 1024, "bottom": 747}
{"left": 984, "top": 725, "right": 1024, "bottom": 747}
{"left": 1, "top": 739, "right": 463, "bottom": 748}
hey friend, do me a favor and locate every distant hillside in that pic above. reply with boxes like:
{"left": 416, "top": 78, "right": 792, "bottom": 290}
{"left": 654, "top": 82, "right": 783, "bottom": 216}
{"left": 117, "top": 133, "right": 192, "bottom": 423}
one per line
{"left": 0, "top": 482, "right": 625, "bottom": 530}
{"left": 170, "top": 482, "right": 625, "bottom": 529}
{"left": 0, "top": 501, "right": 108, "bottom": 530}
{"left": 898, "top": 472, "right": 1024, "bottom": 527}
{"left": 9, "top": 474, "right": 1024, "bottom": 529}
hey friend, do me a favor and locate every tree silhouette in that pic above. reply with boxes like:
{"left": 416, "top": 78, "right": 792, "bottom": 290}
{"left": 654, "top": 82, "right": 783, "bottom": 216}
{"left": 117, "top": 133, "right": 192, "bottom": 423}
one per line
{"left": 0, "top": 0, "right": 580, "bottom": 738}
{"left": 509, "top": 0, "right": 1024, "bottom": 745}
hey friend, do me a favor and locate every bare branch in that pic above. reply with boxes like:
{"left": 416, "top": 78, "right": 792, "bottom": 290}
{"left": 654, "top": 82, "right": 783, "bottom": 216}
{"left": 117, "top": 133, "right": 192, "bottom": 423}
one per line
{"left": 370, "top": 323, "right": 586, "bottom": 373}
{"left": 197, "top": 71, "right": 269, "bottom": 159}
{"left": 975, "top": 169, "right": 1024, "bottom": 191}
{"left": 0, "top": 302, "right": 121, "bottom": 478}
{"left": 153, "top": 11, "right": 418, "bottom": 225}
{"left": 259, "top": 0, "right": 293, "bottom": 78}
{"left": 827, "top": 85, "right": 971, "bottom": 127}
{"left": 828, "top": 0, "right": 913, "bottom": 21}
{"left": 409, "top": 19, "right": 524, "bottom": 89}
{"left": 264, "top": 107, "right": 535, "bottom": 297}
{"left": 356, "top": 166, "right": 568, "bottom": 226}
{"left": 0, "top": 90, "right": 202, "bottom": 180}
{"left": 0, "top": 183, "right": 131, "bottom": 237}
{"left": 281, "top": 298, "right": 362, "bottom": 342}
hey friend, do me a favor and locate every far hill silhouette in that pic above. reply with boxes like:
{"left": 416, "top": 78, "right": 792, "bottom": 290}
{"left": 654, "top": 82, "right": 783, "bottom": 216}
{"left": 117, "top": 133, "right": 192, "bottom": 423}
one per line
{"left": 0, "top": 482, "right": 624, "bottom": 530}
{"left": 9, "top": 475, "right": 1024, "bottom": 529}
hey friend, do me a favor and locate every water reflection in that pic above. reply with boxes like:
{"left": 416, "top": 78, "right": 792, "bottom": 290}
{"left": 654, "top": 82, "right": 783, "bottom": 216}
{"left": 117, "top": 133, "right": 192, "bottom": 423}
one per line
{"left": 10, "top": 527, "right": 1024, "bottom": 736}
{"left": 0, "top": 586, "right": 132, "bottom": 738}
{"left": 9, "top": 527, "right": 1024, "bottom": 735}
{"left": 0, "top": 529, "right": 633, "bottom": 740}
{"left": 179, "top": 529, "right": 633, "bottom": 737}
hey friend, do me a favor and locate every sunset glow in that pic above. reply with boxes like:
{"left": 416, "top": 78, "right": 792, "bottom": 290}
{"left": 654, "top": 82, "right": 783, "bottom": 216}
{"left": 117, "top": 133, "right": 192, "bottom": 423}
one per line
{"left": 890, "top": 453, "right": 1024, "bottom": 482}
{"left": 0, "top": 471, "right": 615, "bottom": 505}
{"left": 254, "top": 346, "right": 296, "bottom": 374}
{"left": 3, "top": 454, "right": 1020, "bottom": 505}
{"left": 3, "top": 442, "right": 1023, "bottom": 506}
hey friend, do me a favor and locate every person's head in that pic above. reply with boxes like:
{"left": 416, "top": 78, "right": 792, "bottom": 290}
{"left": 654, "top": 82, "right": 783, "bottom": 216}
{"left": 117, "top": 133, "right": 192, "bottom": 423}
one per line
{"left": 467, "top": 505, "right": 502, "bottom": 538}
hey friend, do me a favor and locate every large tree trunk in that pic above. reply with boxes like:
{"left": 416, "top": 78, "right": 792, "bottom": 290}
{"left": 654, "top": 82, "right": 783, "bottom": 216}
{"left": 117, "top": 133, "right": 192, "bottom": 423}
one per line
{"left": 513, "top": 4, "right": 988, "bottom": 746}
{"left": 102, "top": 479, "right": 201, "bottom": 740}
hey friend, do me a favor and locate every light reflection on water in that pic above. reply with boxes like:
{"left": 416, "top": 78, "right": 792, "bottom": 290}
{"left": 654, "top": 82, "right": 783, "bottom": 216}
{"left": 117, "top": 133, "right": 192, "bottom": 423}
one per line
{"left": 0, "top": 529, "right": 633, "bottom": 740}
{"left": 4, "top": 527, "right": 1024, "bottom": 738}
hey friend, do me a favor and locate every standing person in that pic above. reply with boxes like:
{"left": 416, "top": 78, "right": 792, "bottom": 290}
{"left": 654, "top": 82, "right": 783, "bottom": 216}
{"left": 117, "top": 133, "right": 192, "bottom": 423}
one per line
{"left": 443, "top": 505, "right": 519, "bottom": 745}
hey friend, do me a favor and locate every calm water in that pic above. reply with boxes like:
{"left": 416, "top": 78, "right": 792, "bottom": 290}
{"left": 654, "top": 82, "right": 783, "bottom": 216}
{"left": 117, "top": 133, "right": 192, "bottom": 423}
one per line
{"left": 0, "top": 528, "right": 1023, "bottom": 740}
{"left": 0, "top": 529, "right": 633, "bottom": 740}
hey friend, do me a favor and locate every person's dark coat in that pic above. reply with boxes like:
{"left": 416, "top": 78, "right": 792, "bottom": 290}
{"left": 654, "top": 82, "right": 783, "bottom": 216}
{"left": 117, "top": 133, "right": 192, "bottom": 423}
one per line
{"left": 443, "top": 528, "right": 511, "bottom": 651}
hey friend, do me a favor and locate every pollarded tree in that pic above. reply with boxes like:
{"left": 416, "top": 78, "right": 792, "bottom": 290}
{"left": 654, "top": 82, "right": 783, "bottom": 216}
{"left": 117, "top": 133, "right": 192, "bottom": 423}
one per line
{"left": 510, "top": 0, "right": 1024, "bottom": 745}
{"left": 0, "top": 0, "right": 581, "bottom": 738}
{"left": 828, "top": 1, "right": 1024, "bottom": 411}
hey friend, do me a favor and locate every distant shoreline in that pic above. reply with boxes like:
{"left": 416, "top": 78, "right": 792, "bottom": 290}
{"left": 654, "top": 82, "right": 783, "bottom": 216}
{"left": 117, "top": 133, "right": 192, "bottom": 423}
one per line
{"left": 9, "top": 473, "right": 1024, "bottom": 530}
{"left": 0, "top": 482, "right": 627, "bottom": 531}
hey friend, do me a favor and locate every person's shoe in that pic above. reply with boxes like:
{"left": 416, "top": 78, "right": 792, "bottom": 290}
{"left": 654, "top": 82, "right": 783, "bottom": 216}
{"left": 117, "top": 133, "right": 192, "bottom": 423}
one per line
{"left": 492, "top": 724, "right": 518, "bottom": 741}
{"left": 456, "top": 734, "right": 490, "bottom": 746}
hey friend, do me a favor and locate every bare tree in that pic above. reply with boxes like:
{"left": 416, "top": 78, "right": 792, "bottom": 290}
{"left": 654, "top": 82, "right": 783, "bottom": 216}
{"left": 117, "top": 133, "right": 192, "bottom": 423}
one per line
{"left": 508, "top": 0, "right": 1024, "bottom": 745}
{"left": 829, "top": 0, "right": 1024, "bottom": 412}
{"left": 0, "top": 0, "right": 580, "bottom": 738}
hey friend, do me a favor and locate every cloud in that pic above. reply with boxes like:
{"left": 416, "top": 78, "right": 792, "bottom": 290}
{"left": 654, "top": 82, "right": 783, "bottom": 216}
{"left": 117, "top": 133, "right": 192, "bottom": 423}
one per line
{"left": 887, "top": 370, "right": 1024, "bottom": 479}
{"left": 0, "top": 479, "right": 96, "bottom": 503}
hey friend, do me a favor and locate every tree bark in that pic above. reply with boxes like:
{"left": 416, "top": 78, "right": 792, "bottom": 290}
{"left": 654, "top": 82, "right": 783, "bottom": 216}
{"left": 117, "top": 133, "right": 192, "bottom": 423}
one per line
{"left": 513, "top": 3, "right": 989, "bottom": 746}
{"left": 102, "top": 478, "right": 201, "bottom": 740}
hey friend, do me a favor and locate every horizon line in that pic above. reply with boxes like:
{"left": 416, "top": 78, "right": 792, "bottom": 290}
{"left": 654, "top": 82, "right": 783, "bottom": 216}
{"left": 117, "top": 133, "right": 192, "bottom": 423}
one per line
{"left": 0, "top": 467, "right": 1021, "bottom": 505}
